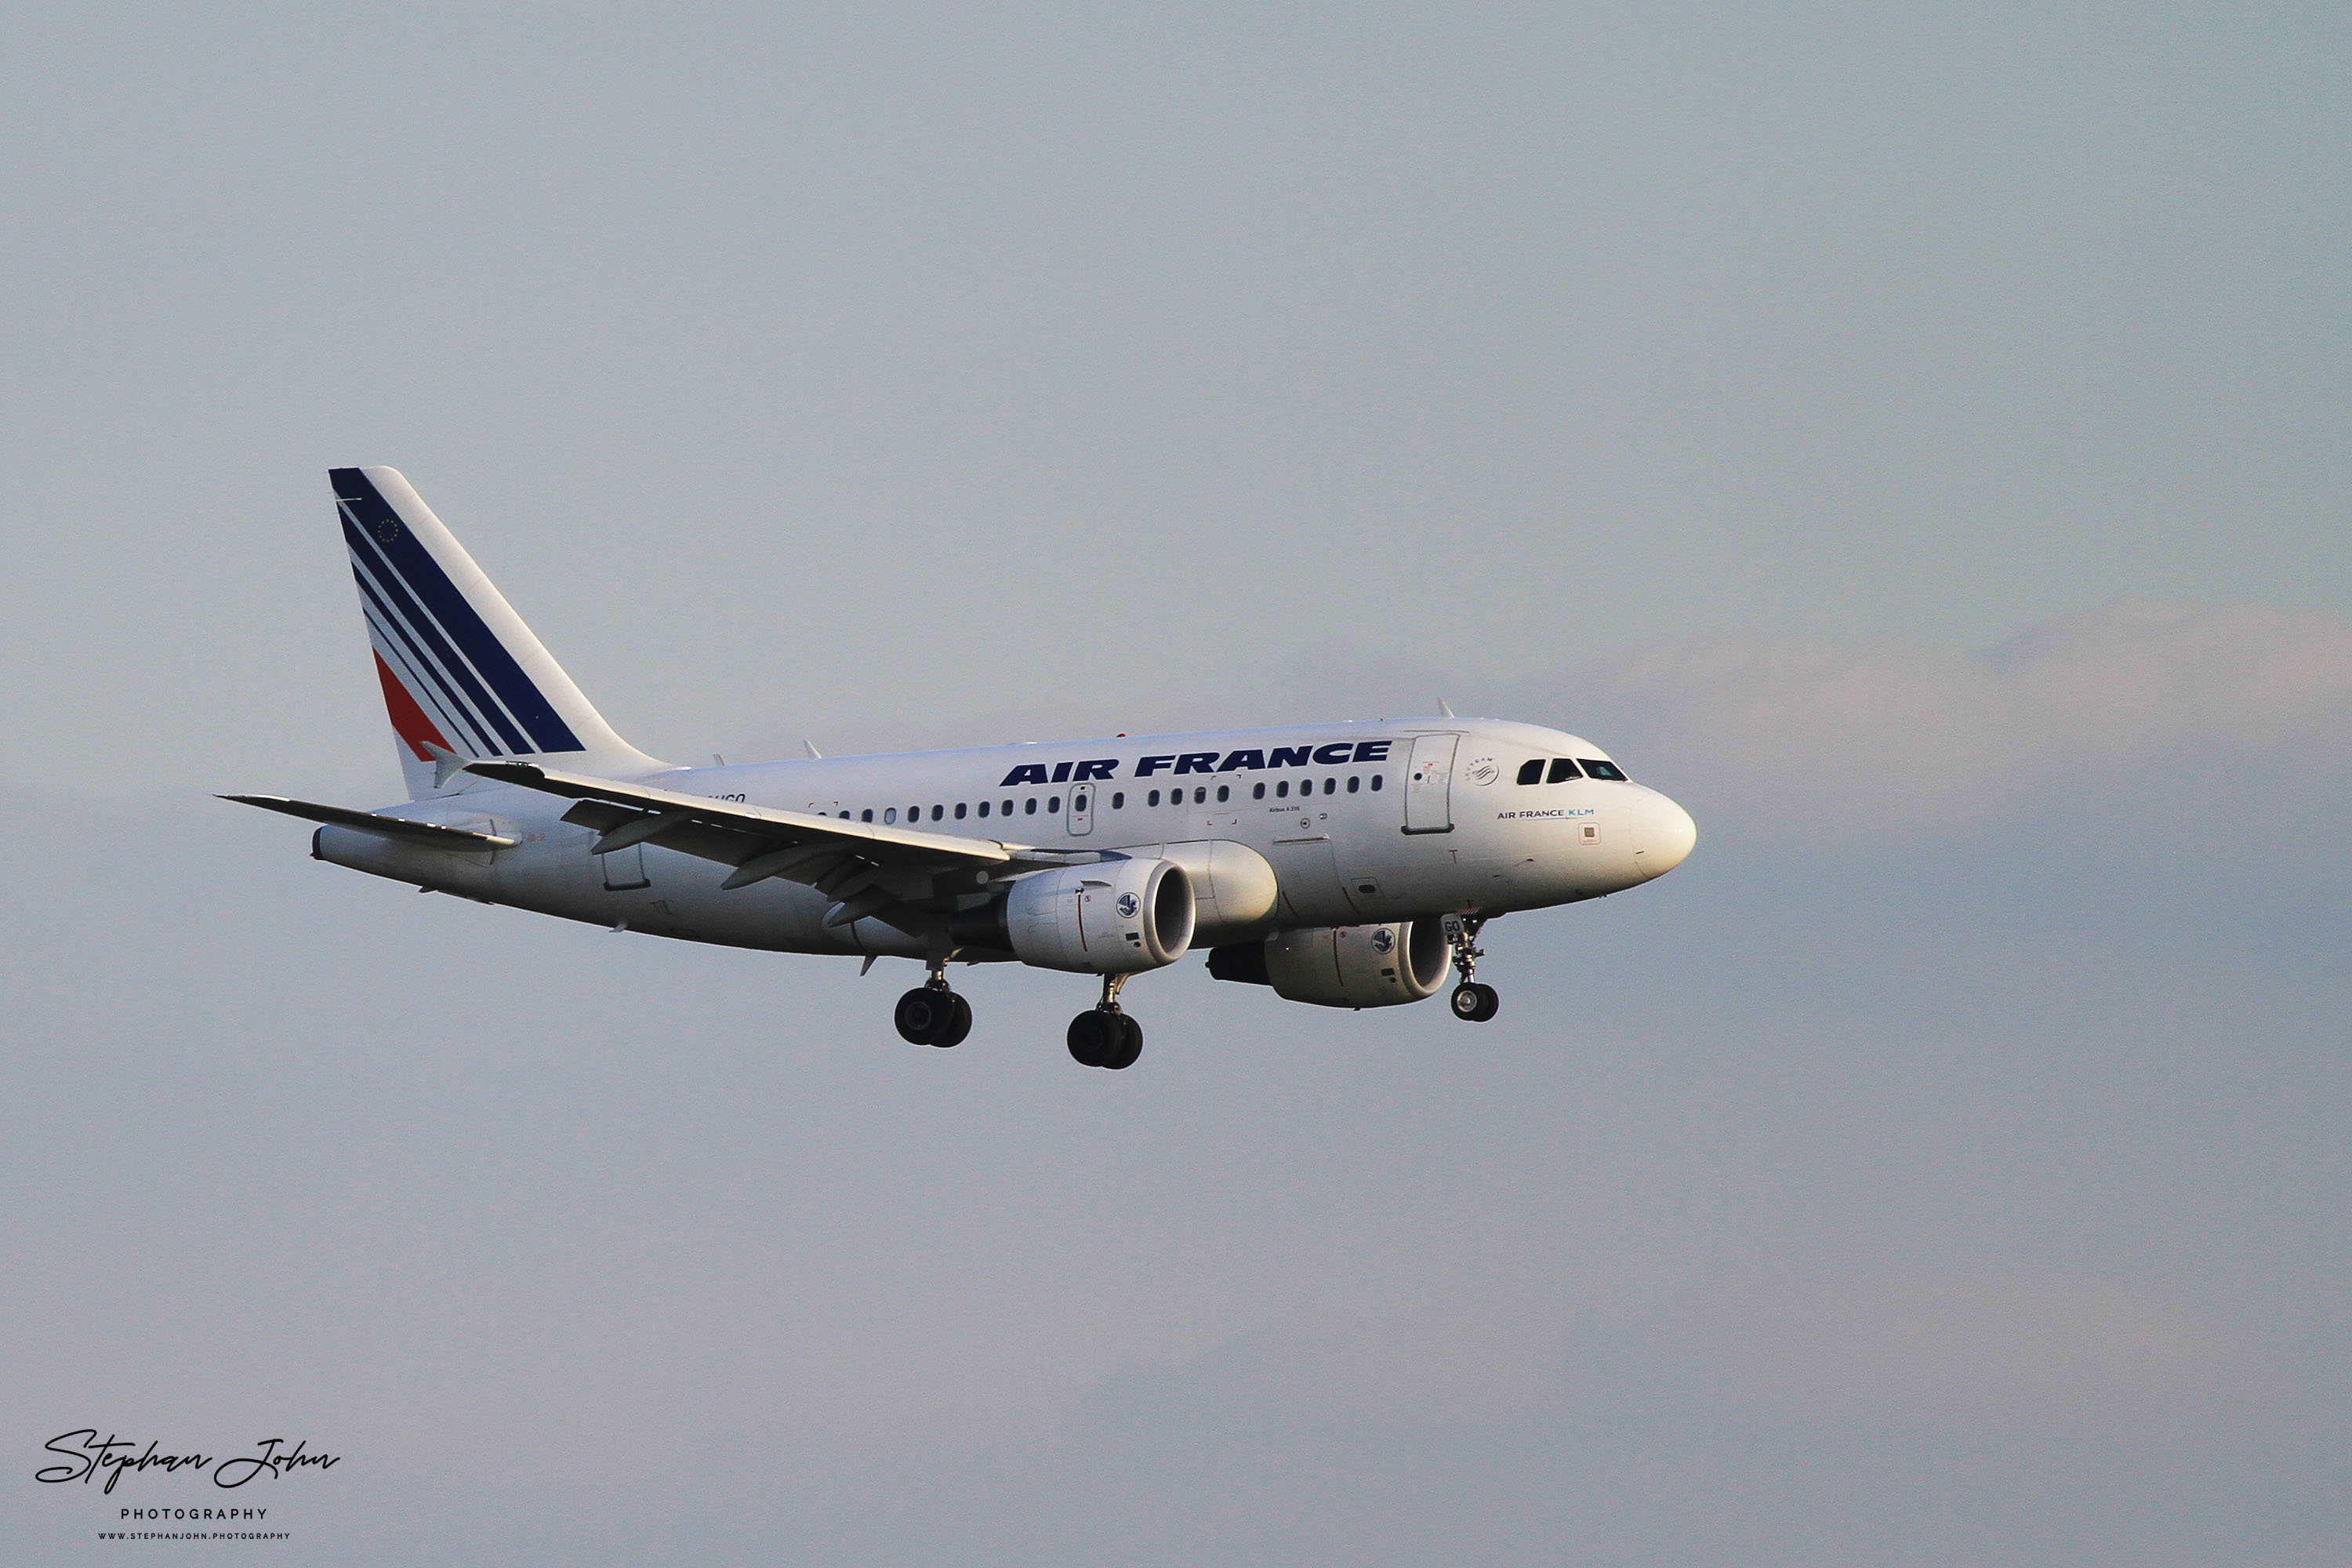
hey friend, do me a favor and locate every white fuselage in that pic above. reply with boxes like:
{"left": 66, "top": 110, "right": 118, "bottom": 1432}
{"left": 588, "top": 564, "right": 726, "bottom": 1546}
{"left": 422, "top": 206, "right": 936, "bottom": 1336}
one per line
{"left": 317, "top": 717, "right": 1697, "bottom": 961}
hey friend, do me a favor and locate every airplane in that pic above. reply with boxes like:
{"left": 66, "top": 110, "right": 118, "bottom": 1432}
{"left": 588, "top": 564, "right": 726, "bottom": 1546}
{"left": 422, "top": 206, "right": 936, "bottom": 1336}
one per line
{"left": 225, "top": 467, "right": 1697, "bottom": 1070}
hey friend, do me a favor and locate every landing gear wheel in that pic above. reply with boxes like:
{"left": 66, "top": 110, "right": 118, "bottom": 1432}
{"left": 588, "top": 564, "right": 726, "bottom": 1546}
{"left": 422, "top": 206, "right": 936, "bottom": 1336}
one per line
{"left": 1102, "top": 1013, "right": 1143, "bottom": 1071}
{"left": 1450, "top": 982, "right": 1500, "bottom": 1023}
{"left": 1067, "top": 1008, "right": 1120, "bottom": 1068}
{"left": 895, "top": 987, "right": 964, "bottom": 1046}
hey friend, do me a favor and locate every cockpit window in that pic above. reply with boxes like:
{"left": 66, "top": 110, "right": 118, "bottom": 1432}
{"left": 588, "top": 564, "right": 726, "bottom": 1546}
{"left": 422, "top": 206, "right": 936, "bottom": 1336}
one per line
{"left": 1546, "top": 757, "right": 1582, "bottom": 783}
{"left": 1579, "top": 758, "right": 1628, "bottom": 781}
{"left": 1515, "top": 758, "right": 1544, "bottom": 786}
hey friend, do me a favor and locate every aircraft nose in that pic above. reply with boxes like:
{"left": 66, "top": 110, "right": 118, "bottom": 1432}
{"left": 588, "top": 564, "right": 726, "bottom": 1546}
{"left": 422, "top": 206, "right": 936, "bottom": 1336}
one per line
{"left": 1630, "top": 789, "right": 1697, "bottom": 880}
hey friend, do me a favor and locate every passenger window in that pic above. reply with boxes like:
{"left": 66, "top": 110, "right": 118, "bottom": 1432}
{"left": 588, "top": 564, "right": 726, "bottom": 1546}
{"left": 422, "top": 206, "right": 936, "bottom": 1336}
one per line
{"left": 1148, "top": 789, "right": 1161, "bottom": 807}
{"left": 1194, "top": 786, "right": 1207, "bottom": 804}
{"left": 1112, "top": 792, "right": 1124, "bottom": 809}
{"left": 1323, "top": 778, "right": 1335, "bottom": 795}
{"left": 1516, "top": 758, "right": 1544, "bottom": 785}
{"left": 1253, "top": 782, "right": 1265, "bottom": 800}
{"left": 931, "top": 805, "right": 942, "bottom": 821}
{"left": 955, "top": 803, "right": 967, "bottom": 819}
{"left": 861, "top": 809, "right": 873, "bottom": 822}
{"left": 883, "top": 808, "right": 897, "bottom": 824}
{"left": 1579, "top": 759, "right": 1628, "bottom": 781}
{"left": 1548, "top": 758, "right": 1581, "bottom": 783}
{"left": 1370, "top": 775, "right": 1383, "bottom": 791}
{"left": 1276, "top": 781, "right": 1289, "bottom": 799}
{"left": 1025, "top": 797, "right": 1038, "bottom": 815}
{"left": 1347, "top": 775, "right": 1359, "bottom": 793}
{"left": 1216, "top": 785, "right": 1229, "bottom": 803}
{"left": 838, "top": 811, "right": 850, "bottom": 819}
{"left": 977, "top": 801, "right": 989, "bottom": 818}
{"left": 1047, "top": 796, "right": 1060, "bottom": 812}
{"left": 1002, "top": 800, "right": 1014, "bottom": 815}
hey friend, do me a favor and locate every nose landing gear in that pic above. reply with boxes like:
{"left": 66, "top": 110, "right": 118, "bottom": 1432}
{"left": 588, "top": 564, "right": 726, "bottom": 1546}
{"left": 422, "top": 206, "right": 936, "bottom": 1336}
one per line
{"left": 1068, "top": 974, "right": 1145, "bottom": 1070}
{"left": 1446, "top": 915, "right": 1501, "bottom": 1023}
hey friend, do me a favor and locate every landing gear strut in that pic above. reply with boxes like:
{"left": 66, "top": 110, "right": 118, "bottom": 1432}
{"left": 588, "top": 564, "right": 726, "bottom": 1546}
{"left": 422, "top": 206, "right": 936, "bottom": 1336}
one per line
{"left": 1446, "top": 915, "right": 1500, "bottom": 1023}
{"left": 1068, "top": 974, "right": 1144, "bottom": 1070}
{"left": 895, "top": 965, "right": 971, "bottom": 1048}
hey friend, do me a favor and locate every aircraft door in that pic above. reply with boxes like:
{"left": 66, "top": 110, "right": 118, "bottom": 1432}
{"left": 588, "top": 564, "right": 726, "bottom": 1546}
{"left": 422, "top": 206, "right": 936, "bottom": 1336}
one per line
{"left": 1403, "top": 733, "right": 1459, "bottom": 834}
{"left": 1067, "top": 783, "right": 1094, "bottom": 837}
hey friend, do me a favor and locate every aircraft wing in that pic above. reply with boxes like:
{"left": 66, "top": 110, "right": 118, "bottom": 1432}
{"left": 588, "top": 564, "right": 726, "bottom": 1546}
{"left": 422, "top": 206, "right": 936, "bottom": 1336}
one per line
{"left": 462, "top": 761, "right": 1092, "bottom": 923}
{"left": 219, "top": 794, "right": 516, "bottom": 849}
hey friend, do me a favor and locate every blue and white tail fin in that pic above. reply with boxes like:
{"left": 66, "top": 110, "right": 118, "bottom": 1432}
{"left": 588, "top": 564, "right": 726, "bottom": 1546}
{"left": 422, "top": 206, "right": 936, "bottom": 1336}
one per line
{"left": 332, "top": 466, "right": 667, "bottom": 798}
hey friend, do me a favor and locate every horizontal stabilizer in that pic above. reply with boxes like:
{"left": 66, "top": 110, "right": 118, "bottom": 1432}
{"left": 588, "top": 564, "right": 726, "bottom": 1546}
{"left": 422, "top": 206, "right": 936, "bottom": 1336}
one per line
{"left": 218, "top": 794, "right": 515, "bottom": 849}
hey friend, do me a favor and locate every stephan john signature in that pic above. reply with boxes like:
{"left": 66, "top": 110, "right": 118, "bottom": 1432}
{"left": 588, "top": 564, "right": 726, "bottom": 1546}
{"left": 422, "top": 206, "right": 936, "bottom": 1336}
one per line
{"left": 38, "top": 1431, "right": 340, "bottom": 1494}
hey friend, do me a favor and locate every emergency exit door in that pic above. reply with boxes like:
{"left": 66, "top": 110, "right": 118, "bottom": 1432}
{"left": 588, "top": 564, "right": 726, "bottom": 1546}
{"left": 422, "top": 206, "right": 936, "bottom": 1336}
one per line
{"left": 1403, "top": 733, "right": 1458, "bottom": 834}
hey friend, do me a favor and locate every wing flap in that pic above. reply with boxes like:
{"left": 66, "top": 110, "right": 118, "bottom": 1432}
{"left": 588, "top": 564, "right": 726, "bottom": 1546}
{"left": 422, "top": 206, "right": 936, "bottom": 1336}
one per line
{"left": 557, "top": 799, "right": 852, "bottom": 882}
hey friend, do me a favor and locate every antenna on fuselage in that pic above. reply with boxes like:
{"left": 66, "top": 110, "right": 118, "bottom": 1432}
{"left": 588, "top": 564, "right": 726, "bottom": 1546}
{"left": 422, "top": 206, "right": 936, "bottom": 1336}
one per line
{"left": 1440, "top": 699, "right": 1457, "bottom": 718}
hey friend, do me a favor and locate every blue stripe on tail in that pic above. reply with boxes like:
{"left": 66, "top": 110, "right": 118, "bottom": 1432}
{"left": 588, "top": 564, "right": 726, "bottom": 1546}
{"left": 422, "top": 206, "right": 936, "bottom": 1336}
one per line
{"left": 347, "top": 546, "right": 527, "bottom": 755}
{"left": 330, "top": 469, "right": 584, "bottom": 754}
{"left": 353, "top": 575, "right": 503, "bottom": 757}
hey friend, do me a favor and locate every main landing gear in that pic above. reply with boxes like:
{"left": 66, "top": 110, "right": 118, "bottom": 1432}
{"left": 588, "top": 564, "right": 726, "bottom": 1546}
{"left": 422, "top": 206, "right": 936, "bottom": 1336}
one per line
{"left": 1446, "top": 915, "right": 1501, "bottom": 1024}
{"left": 894, "top": 975, "right": 971, "bottom": 1048}
{"left": 1067, "top": 974, "right": 1144, "bottom": 1071}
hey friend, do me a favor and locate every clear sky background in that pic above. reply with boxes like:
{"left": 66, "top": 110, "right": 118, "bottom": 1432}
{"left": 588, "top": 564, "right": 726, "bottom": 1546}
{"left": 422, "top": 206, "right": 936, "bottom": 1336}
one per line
{"left": 3, "top": 5, "right": 2347, "bottom": 1563}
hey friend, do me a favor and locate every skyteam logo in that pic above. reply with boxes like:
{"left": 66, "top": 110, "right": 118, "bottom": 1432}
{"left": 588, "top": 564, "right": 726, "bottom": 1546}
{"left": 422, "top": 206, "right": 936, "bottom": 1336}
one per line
{"left": 1116, "top": 892, "right": 1141, "bottom": 920}
{"left": 1369, "top": 927, "right": 1396, "bottom": 955}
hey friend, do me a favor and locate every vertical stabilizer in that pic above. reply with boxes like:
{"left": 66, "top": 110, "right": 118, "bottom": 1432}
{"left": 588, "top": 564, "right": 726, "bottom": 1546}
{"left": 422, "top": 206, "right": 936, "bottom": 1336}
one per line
{"left": 331, "top": 466, "right": 666, "bottom": 797}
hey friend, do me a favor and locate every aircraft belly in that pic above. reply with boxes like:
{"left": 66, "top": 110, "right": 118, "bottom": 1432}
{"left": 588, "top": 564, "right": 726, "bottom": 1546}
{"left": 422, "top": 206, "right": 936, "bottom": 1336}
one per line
{"left": 555, "top": 844, "right": 862, "bottom": 950}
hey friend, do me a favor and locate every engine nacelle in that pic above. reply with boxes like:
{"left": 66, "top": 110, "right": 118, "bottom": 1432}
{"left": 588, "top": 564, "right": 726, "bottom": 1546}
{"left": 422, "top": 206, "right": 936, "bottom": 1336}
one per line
{"left": 1151, "top": 840, "right": 1279, "bottom": 942}
{"left": 1211, "top": 920, "right": 1451, "bottom": 1009}
{"left": 983, "top": 858, "right": 1196, "bottom": 975}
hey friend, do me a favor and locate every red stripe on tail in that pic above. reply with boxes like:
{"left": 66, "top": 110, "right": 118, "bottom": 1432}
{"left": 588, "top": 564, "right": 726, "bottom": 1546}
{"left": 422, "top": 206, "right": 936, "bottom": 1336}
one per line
{"left": 374, "top": 651, "right": 454, "bottom": 761}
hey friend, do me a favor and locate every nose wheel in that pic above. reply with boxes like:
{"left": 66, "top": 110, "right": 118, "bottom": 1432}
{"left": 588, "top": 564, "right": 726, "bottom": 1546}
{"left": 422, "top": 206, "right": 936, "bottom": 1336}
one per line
{"left": 1446, "top": 915, "right": 1501, "bottom": 1023}
{"left": 1068, "top": 974, "right": 1145, "bottom": 1069}
{"left": 1450, "top": 982, "right": 1500, "bottom": 1022}
{"left": 894, "top": 980, "right": 971, "bottom": 1047}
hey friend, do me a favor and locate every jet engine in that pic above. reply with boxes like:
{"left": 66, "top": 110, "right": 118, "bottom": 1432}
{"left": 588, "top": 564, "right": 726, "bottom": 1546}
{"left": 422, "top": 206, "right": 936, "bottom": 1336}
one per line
{"left": 954, "top": 858, "right": 1195, "bottom": 975}
{"left": 1207, "top": 919, "right": 1451, "bottom": 1009}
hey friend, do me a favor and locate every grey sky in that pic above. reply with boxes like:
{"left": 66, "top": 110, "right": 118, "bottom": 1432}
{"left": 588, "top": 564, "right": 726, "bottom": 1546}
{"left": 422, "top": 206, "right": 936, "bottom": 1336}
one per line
{"left": 4, "top": 5, "right": 2347, "bottom": 1563}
